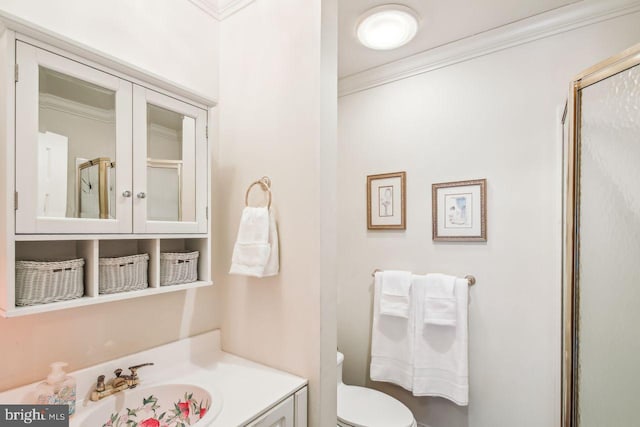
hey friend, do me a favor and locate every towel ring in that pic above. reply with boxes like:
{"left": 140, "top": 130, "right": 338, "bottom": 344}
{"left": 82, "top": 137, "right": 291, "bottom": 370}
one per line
{"left": 245, "top": 176, "right": 272, "bottom": 209}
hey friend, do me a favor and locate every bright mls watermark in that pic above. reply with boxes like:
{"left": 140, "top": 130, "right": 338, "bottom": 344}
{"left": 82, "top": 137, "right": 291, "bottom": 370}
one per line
{"left": 1, "top": 405, "right": 68, "bottom": 426}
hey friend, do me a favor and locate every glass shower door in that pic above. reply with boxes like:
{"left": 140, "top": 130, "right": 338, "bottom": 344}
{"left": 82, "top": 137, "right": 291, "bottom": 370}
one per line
{"left": 573, "top": 59, "right": 640, "bottom": 426}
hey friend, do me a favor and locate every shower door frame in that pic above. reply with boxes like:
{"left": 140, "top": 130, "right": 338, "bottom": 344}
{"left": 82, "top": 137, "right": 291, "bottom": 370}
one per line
{"left": 562, "top": 42, "right": 640, "bottom": 427}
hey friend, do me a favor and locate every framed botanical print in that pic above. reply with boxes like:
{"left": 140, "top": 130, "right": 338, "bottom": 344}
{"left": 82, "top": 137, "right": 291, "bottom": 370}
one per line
{"left": 367, "top": 171, "right": 406, "bottom": 230}
{"left": 432, "top": 179, "right": 486, "bottom": 241}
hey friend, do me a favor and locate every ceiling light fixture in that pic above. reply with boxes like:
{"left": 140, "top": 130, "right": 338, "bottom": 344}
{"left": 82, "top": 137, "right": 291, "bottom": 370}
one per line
{"left": 356, "top": 5, "right": 419, "bottom": 50}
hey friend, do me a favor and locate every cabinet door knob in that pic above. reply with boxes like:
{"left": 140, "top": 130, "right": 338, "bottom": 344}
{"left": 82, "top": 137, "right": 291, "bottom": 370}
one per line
{"left": 122, "top": 191, "right": 132, "bottom": 198}
{"left": 137, "top": 192, "right": 147, "bottom": 199}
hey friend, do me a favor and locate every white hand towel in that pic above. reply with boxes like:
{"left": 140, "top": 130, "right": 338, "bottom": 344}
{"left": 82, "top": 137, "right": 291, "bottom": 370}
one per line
{"left": 261, "top": 211, "right": 279, "bottom": 277}
{"left": 412, "top": 275, "right": 469, "bottom": 405}
{"left": 370, "top": 272, "right": 413, "bottom": 392}
{"left": 423, "top": 273, "right": 457, "bottom": 326}
{"left": 380, "top": 270, "right": 412, "bottom": 318}
{"left": 229, "top": 207, "right": 279, "bottom": 278}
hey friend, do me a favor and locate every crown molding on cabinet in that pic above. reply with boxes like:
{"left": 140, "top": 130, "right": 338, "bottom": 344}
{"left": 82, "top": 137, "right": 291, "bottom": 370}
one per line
{"left": 188, "top": 0, "right": 256, "bottom": 20}
{"left": 338, "top": 0, "right": 640, "bottom": 97}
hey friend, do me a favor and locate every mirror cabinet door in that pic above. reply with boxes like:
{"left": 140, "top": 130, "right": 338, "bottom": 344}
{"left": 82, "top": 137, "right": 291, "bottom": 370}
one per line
{"left": 132, "top": 86, "right": 208, "bottom": 234}
{"left": 15, "top": 41, "right": 132, "bottom": 234}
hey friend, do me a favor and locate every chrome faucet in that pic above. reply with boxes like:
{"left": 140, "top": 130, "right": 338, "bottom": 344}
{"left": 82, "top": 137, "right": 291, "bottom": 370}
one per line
{"left": 90, "top": 363, "right": 154, "bottom": 401}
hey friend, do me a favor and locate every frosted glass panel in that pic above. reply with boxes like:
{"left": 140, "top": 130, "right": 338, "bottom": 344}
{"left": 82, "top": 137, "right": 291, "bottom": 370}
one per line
{"left": 577, "top": 63, "right": 640, "bottom": 426}
{"left": 147, "top": 165, "right": 180, "bottom": 221}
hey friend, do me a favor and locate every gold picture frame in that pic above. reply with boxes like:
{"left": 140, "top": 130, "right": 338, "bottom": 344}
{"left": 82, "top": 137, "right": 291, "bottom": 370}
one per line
{"left": 367, "top": 171, "right": 406, "bottom": 230}
{"left": 432, "top": 179, "right": 486, "bottom": 242}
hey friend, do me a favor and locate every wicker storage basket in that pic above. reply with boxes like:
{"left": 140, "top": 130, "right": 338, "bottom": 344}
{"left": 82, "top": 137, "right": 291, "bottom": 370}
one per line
{"left": 160, "top": 251, "right": 199, "bottom": 286}
{"left": 99, "top": 253, "right": 149, "bottom": 294}
{"left": 15, "top": 258, "right": 85, "bottom": 306}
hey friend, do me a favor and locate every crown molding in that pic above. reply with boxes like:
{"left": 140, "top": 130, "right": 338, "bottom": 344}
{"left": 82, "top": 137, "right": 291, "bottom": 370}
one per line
{"left": 149, "top": 123, "right": 181, "bottom": 140}
{"left": 188, "top": 0, "right": 256, "bottom": 20}
{"left": 338, "top": 0, "right": 640, "bottom": 97}
{"left": 39, "top": 93, "right": 115, "bottom": 123}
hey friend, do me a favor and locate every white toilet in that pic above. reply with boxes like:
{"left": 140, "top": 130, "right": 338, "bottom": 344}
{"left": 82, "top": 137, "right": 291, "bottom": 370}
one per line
{"left": 337, "top": 352, "right": 416, "bottom": 427}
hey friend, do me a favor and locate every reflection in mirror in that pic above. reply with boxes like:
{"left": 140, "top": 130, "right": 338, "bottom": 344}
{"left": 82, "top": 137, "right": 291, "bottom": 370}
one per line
{"left": 78, "top": 158, "right": 115, "bottom": 219}
{"left": 147, "top": 160, "right": 182, "bottom": 221}
{"left": 38, "top": 66, "right": 116, "bottom": 219}
{"left": 146, "top": 104, "right": 196, "bottom": 222}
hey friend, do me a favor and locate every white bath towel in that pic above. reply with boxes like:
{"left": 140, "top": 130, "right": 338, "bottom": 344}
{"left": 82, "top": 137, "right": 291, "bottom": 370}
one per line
{"left": 370, "top": 272, "right": 413, "bottom": 392}
{"left": 423, "top": 273, "right": 457, "bottom": 326}
{"left": 380, "top": 270, "right": 412, "bottom": 318}
{"left": 412, "top": 275, "right": 469, "bottom": 405}
{"left": 229, "top": 207, "right": 279, "bottom": 278}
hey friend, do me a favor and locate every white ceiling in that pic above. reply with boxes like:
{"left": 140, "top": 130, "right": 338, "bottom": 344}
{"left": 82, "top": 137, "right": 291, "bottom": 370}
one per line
{"left": 339, "top": 0, "right": 581, "bottom": 78}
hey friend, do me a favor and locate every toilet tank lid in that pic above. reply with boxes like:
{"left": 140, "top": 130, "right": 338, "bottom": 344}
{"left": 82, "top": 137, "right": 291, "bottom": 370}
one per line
{"left": 337, "top": 351, "right": 344, "bottom": 365}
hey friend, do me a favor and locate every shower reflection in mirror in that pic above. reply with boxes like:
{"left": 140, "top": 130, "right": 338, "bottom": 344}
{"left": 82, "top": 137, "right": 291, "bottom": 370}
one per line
{"left": 147, "top": 159, "right": 182, "bottom": 221}
{"left": 37, "top": 65, "right": 117, "bottom": 220}
{"left": 146, "top": 103, "right": 196, "bottom": 223}
{"left": 76, "top": 158, "right": 115, "bottom": 219}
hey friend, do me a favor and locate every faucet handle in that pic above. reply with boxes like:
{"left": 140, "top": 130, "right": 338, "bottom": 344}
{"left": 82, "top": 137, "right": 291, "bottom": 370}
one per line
{"left": 96, "top": 375, "right": 106, "bottom": 392}
{"left": 128, "top": 362, "right": 154, "bottom": 379}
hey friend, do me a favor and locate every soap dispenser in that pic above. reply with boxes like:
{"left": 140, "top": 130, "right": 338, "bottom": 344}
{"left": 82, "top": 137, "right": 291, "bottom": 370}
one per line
{"left": 36, "top": 362, "right": 76, "bottom": 416}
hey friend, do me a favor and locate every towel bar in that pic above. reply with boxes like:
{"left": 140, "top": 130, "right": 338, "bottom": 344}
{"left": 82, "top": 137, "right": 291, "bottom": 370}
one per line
{"left": 245, "top": 176, "right": 272, "bottom": 209}
{"left": 371, "top": 269, "right": 476, "bottom": 286}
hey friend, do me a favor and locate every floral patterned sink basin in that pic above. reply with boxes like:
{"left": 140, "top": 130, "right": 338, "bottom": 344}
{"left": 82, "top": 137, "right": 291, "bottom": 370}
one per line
{"left": 76, "top": 384, "right": 222, "bottom": 427}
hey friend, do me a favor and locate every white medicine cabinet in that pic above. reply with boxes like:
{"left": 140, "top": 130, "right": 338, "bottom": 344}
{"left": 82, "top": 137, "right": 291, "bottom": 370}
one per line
{"left": 0, "top": 31, "right": 213, "bottom": 317}
{"left": 14, "top": 41, "right": 208, "bottom": 235}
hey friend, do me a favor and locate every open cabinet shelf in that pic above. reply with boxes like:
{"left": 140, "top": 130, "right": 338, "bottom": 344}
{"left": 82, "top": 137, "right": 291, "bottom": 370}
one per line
{"left": 4, "top": 236, "right": 212, "bottom": 318}
{"left": 5, "top": 280, "right": 212, "bottom": 317}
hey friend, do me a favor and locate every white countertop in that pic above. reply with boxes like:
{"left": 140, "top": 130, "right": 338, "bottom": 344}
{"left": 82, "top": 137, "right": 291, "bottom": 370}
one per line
{"left": 0, "top": 330, "right": 307, "bottom": 426}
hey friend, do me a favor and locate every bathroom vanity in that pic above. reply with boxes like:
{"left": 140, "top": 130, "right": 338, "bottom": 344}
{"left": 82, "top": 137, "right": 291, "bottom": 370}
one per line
{"left": 0, "top": 17, "right": 214, "bottom": 317}
{"left": 0, "top": 330, "right": 308, "bottom": 427}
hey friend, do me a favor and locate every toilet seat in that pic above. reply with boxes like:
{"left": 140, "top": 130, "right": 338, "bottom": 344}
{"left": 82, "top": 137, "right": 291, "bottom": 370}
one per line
{"left": 337, "top": 384, "right": 416, "bottom": 427}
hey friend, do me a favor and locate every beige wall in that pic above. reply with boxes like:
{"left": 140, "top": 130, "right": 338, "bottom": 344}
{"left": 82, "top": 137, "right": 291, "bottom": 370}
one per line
{"left": 216, "top": 0, "right": 337, "bottom": 426}
{"left": 336, "top": 11, "right": 640, "bottom": 427}
{"left": 0, "top": 289, "right": 218, "bottom": 391}
{"left": 0, "top": 0, "right": 219, "bottom": 100}
{"left": 0, "top": 1, "right": 221, "bottom": 391}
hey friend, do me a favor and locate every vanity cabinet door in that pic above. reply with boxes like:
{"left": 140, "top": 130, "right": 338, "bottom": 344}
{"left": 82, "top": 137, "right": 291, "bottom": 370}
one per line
{"left": 245, "top": 395, "right": 294, "bottom": 427}
{"left": 15, "top": 41, "right": 133, "bottom": 234}
{"left": 294, "top": 387, "right": 307, "bottom": 427}
{"left": 132, "top": 85, "right": 208, "bottom": 234}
